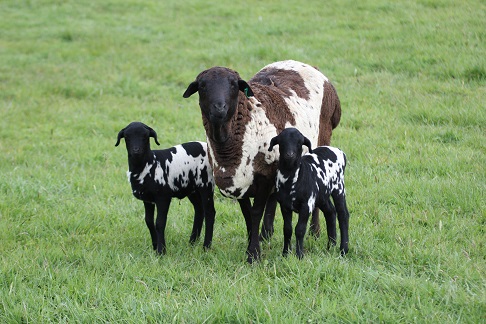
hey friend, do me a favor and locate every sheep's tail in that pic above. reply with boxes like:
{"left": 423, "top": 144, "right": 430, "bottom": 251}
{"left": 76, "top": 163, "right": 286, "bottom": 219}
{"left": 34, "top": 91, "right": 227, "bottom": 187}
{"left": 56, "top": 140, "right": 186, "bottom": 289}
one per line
{"left": 318, "top": 81, "right": 341, "bottom": 146}
{"left": 327, "top": 82, "right": 341, "bottom": 130}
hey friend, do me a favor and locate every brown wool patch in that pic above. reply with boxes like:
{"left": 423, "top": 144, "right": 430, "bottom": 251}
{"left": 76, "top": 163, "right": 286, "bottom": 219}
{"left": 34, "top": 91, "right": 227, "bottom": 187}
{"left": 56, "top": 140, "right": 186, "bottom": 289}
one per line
{"left": 250, "top": 83, "right": 295, "bottom": 133}
{"left": 250, "top": 68, "right": 310, "bottom": 100}
{"left": 252, "top": 152, "right": 278, "bottom": 179}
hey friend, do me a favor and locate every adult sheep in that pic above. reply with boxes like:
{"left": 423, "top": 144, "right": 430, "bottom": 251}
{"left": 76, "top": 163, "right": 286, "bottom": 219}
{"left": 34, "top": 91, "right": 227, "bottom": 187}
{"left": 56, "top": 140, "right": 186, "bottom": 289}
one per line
{"left": 183, "top": 60, "right": 341, "bottom": 263}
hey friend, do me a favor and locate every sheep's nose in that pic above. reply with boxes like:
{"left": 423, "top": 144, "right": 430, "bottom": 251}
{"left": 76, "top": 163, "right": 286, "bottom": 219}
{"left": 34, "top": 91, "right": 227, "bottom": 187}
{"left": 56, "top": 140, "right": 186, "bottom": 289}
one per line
{"left": 213, "top": 102, "right": 226, "bottom": 110}
{"left": 210, "top": 103, "right": 227, "bottom": 121}
{"left": 285, "top": 152, "right": 296, "bottom": 159}
{"left": 212, "top": 102, "right": 226, "bottom": 115}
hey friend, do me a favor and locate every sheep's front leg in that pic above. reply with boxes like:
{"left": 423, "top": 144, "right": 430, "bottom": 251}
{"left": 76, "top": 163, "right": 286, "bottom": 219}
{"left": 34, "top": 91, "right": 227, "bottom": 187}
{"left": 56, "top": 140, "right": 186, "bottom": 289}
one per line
{"left": 143, "top": 202, "right": 157, "bottom": 250}
{"left": 237, "top": 198, "right": 252, "bottom": 242}
{"left": 246, "top": 196, "right": 267, "bottom": 264}
{"left": 280, "top": 205, "right": 293, "bottom": 257}
{"left": 260, "top": 193, "right": 277, "bottom": 241}
{"left": 154, "top": 197, "right": 171, "bottom": 255}
{"left": 295, "top": 208, "right": 311, "bottom": 259}
{"left": 333, "top": 193, "right": 349, "bottom": 256}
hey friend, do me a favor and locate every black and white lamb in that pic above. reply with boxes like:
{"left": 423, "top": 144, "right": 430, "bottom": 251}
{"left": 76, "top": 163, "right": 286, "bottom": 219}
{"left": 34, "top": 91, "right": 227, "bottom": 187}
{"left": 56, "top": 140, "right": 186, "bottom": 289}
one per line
{"left": 115, "top": 122, "right": 216, "bottom": 255}
{"left": 183, "top": 60, "right": 341, "bottom": 262}
{"left": 268, "top": 127, "right": 349, "bottom": 259}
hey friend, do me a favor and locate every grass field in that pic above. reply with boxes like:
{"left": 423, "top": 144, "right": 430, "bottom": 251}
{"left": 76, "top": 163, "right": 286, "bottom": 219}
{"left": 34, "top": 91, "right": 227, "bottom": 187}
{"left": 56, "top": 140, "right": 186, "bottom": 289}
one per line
{"left": 1, "top": 0, "right": 485, "bottom": 322}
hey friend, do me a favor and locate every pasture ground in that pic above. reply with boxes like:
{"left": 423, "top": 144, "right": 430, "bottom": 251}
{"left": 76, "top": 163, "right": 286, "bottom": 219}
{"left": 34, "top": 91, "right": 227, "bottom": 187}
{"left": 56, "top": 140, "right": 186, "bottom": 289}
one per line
{"left": 1, "top": 0, "right": 484, "bottom": 322}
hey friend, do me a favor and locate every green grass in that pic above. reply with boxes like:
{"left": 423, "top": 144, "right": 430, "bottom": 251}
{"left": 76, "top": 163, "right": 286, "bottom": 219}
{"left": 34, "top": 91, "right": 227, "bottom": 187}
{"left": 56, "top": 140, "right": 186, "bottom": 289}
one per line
{"left": 1, "top": 0, "right": 485, "bottom": 322}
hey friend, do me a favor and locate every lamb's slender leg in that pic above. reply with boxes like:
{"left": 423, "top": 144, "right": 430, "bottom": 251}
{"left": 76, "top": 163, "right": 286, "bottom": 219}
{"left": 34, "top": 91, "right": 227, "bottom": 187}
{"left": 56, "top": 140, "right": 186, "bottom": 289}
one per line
{"left": 200, "top": 190, "right": 216, "bottom": 249}
{"left": 295, "top": 208, "right": 311, "bottom": 259}
{"left": 143, "top": 201, "right": 157, "bottom": 250}
{"left": 280, "top": 206, "right": 293, "bottom": 257}
{"left": 309, "top": 208, "right": 321, "bottom": 238}
{"left": 333, "top": 193, "right": 349, "bottom": 256}
{"left": 321, "top": 198, "right": 337, "bottom": 249}
{"left": 260, "top": 193, "right": 277, "bottom": 241}
{"left": 154, "top": 197, "right": 171, "bottom": 255}
{"left": 188, "top": 193, "right": 204, "bottom": 244}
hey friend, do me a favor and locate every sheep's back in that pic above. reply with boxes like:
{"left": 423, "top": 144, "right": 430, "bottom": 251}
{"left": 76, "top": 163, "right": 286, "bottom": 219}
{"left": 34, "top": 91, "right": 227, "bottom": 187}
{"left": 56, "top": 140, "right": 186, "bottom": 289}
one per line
{"left": 153, "top": 142, "right": 214, "bottom": 194}
{"left": 249, "top": 60, "right": 329, "bottom": 147}
{"left": 305, "top": 146, "right": 346, "bottom": 196}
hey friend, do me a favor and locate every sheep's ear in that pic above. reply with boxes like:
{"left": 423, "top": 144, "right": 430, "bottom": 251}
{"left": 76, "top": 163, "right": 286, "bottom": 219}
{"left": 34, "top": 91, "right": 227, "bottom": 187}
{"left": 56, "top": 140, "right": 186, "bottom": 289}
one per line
{"left": 146, "top": 126, "right": 161, "bottom": 146}
{"left": 115, "top": 128, "right": 125, "bottom": 147}
{"left": 303, "top": 136, "right": 313, "bottom": 154}
{"left": 238, "top": 80, "right": 254, "bottom": 97}
{"left": 183, "top": 81, "right": 199, "bottom": 98}
{"left": 268, "top": 136, "right": 279, "bottom": 152}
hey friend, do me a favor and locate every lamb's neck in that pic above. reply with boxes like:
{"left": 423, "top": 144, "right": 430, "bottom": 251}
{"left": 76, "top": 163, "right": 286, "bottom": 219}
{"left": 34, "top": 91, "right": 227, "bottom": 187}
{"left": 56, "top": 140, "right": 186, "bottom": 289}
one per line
{"left": 128, "top": 152, "right": 155, "bottom": 174}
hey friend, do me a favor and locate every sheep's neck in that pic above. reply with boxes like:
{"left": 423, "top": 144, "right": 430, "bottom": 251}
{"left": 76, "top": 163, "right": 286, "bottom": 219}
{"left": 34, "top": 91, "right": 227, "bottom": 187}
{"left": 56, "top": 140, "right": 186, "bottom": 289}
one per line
{"left": 128, "top": 152, "right": 154, "bottom": 173}
{"left": 202, "top": 96, "right": 249, "bottom": 169}
{"left": 278, "top": 157, "right": 302, "bottom": 178}
{"left": 209, "top": 138, "right": 241, "bottom": 167}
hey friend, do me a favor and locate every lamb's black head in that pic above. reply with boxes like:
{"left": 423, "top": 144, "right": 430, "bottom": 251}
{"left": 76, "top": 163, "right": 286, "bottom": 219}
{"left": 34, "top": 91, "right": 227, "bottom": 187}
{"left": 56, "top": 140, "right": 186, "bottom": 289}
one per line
{"left": 268, "top": 128, "right": 312, "bottom": 169}
{"left": 183, "top": 66, "right": 254, "bottom": 143}
{"left": 115, "top": 122, "right": 160, "bottom": 158}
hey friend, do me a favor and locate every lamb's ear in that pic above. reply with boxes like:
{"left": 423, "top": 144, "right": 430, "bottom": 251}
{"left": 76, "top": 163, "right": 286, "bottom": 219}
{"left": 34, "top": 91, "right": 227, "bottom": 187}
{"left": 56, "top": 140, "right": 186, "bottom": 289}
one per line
{"left": 183, "top": 81, "right": 199, "bottom": 98}
{"left": 303, "top": 136, "right": 313, "bottom": 154}
{"left": 268, "top": 136, "right": 279, "bottom": 152}
{"left": 238, "top": 80, "right": 254, "bottom": 97}
{"left": 115, "top": 128, "right": 125, "bottom": 147}
{"left": 146, "top": 126, "right": 161, "bottom": 146}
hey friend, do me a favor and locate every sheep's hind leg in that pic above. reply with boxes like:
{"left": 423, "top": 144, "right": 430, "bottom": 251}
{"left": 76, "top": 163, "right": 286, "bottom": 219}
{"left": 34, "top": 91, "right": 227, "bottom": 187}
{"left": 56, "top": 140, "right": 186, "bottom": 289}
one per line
{"left": 321, "top": 198, "right": 337, "bottom": 250}
{"left": 200, "top": 190, "right": 215, "bottom": 249}
{"left": 260, "top": 193, "right": 277, "bottom": 241}
{"left": 188, "top": 193, "right": 204, "bottom": 245}
{"left": 309, "top": 208, "right": 321, "bottom": 238}
{"left": 332, "top": 193, "right": 349, "bottom": 256}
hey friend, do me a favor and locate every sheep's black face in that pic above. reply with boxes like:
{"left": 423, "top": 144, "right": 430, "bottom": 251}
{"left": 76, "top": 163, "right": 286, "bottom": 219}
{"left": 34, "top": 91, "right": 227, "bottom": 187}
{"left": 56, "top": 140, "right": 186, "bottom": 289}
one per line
{"left": 124, "top": 127, "right": 150, "bottom": 159}
{"left": 278, "top": 138, "right": 304, "bottom": 170}
{"left": 116, "top": 122, "right": 160, "bottom": 166}
{"left": 184, "top": 67, "right": 252, "bottom": 144}
{"left": 199, "top": 69, "right": 239, "bottom": 143}
{"left": 269, "top": 128, "right": 312, "bottom": 171}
